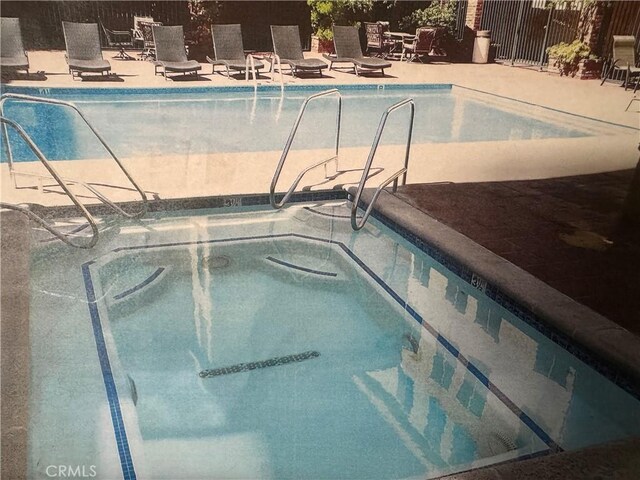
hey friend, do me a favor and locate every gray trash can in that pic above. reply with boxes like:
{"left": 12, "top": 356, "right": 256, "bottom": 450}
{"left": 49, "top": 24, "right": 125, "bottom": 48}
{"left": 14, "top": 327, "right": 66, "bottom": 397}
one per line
{"left": 472, "top": 30, "right": 491, "bottom": 64}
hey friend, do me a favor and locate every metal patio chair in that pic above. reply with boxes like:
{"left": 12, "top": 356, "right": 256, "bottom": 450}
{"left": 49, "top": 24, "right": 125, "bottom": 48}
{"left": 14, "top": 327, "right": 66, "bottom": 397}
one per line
{"left": 100, "top": 22, "right": 134, "bottom": 60}
{"left": 62, "top": 21, "right": 112, "bottom": 79}
{"left": 324, "top": 25, "right": 391, "bottom": 76}
{"left": 401, "top": 27, "right": 437, "bottom": 63}
{"left": 0, "top": 17, "right": 30, "bottom": 75}
{"left": 207, "top": 24, "right": 265, "bottom": 77}
{"left": 152, "top": 25, "right": 201, "bottom": 80}
{"left": 364, "top": 21, "right": 394, "bottom": 57}
{"left": 270, "top": 25, "right": 328, "bottom": 77}
{"left": 601, "top": 35, "right": 640, "bottom": 90}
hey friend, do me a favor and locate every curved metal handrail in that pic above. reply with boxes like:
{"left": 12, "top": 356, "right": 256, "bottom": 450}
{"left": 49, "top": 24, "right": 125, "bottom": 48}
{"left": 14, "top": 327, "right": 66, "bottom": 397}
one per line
{"left": 271, "top": 53, "right": 285, "bottom": 90}
{"left": 245, "top": 53, "right": 258, "bottom": 92}
{"left": 351, "top": 98, "right": 415, "bottom": 231}
{"left": 0, "top": 116, "right": 99, "bottom": 248}
{"left": 0, "top": 93, "right": 148, "bottom": 218}
{"left": 270, "top": 89, "right": 342, "bottom": 209}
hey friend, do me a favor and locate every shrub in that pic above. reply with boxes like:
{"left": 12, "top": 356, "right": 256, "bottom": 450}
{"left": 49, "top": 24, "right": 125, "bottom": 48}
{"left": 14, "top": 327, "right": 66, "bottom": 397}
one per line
{"left": 546, "top": 40, "right": 597, "bottom": 76}
{"left": 308, "top": 0, "right": 373, "bottom": 41}
{"left": 400, "top": 0, "right": 458, "bottom": 35}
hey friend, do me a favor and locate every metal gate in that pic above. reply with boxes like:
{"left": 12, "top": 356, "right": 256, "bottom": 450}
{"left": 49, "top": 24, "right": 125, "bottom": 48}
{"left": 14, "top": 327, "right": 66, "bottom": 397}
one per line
{"left": 480, "top": 0, "right": 582, "bottom": 67}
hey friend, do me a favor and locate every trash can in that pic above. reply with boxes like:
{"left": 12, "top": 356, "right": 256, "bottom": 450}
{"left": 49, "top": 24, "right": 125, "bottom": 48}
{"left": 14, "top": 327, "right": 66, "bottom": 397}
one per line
{"left": 472, "top": 30, "right": 491, "bottom": 64}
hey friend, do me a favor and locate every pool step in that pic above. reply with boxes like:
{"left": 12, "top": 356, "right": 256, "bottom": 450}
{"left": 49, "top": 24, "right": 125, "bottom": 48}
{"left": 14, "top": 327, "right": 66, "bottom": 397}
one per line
{"left": 106, "top": 266, "right": 170, "bottom": 319}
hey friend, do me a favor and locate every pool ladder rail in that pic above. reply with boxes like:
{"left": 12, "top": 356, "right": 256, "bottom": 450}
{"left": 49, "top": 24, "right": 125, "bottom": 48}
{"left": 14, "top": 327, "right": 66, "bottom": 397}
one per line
{"left": 0, "top": 93, "right": 149, "bottom": 249}
{"left": 269, "top": 89, "right": 415, "bottom": 230}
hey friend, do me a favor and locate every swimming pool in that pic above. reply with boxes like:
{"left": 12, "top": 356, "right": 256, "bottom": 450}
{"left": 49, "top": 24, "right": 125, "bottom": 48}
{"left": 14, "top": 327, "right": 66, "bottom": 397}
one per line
{"left": 22, "top": 200, "right": 640, "bottom": 479}
{"left": 0, "top": 83, "right": 630, "bottom": 162}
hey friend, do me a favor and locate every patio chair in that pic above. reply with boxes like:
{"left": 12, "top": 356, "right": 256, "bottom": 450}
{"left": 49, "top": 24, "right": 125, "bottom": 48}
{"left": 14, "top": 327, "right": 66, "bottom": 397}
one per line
{"left": 0, "top": 18, "right": 30, "bottom": 75}
{"left": 132, "top": 16, "right": 154, "bottom": 46}
{"left": 364, "top": 21, "right": 394, "bottom": 57}
{"left": 324, "top": 25, "right": 391, "bottom": 76}
{"left": 207, "top": 24, "right": 265, "bottom": 77}
{"left": 270, "top": 25, "right": 328, "bottom": 77}
{"left": 401, "top": 27, "right": 437, "bottom": 63}
{"left": 100, "top": 21, "right": 134, "bottom": 60}
{"left": 151, "top": 25, "right": 201, "bottom": 80}
{"left": 137, "top": 20, "right": 163, "bottom": 60}
{"left": 600, "top": 35, "right": 640, "bottom": 90}
{"left": 62, "top": 21, "right": 112, "bottom": 79}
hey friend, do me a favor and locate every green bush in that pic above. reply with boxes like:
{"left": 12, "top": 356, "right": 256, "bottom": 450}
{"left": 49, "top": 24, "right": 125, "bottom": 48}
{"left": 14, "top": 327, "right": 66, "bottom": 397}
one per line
{"left": 400, "top": 0, "right": 458, "bottom": 34}
{"left": 308, "top": 0, "right": 373, "bottom": 41}
{"left": 546, "top": 40, "right": 597, "bottom": 76}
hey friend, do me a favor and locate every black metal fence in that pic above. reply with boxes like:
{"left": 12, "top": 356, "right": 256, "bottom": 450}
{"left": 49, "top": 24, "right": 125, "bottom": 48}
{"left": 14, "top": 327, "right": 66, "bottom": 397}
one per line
{"left": 455, "top": 0, "right": 469, "bottom": 41}
{"left": 1, "top": 1, "right": 191, "bottom": 49}
{"left": 0, "top": 1, "right": 311, "bottom": 52}
{"left": 480, "top": 0, "right": 581, "bottom": 67}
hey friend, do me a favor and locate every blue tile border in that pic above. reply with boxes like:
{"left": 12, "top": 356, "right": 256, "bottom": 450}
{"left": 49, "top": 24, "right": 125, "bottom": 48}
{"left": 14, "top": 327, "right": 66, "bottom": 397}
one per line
{"left": 83, "top": 231, "right": 560, "bottom": 473}
{"left": 81, "top": 262, "right": 137, "bottom": 480}
{"left": 0, "top": 82, "right": 452, "bottom": 98}
{"left": 265, "top": 256, "right": 338, "bottom": 277}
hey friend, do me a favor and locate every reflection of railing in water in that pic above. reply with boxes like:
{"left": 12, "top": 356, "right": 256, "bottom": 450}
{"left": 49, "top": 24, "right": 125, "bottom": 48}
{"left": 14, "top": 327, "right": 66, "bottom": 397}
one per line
{"left": 0, "top": 93, "right": 148, "bottom": 219}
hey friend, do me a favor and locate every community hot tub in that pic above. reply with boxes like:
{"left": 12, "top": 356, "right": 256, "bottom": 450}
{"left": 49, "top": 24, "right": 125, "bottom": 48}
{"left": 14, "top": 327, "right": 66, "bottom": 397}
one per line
{"left": 14, "top": 201, "right": 640, "bottom": 479}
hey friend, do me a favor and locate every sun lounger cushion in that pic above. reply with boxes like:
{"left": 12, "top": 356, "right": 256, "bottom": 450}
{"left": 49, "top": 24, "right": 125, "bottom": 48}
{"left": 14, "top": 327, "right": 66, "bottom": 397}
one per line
{"left": 63, "top": 22, "right": 111, "bottom": 75}
{"left": 1, "top": 18, "right": 29, "bottom": 70}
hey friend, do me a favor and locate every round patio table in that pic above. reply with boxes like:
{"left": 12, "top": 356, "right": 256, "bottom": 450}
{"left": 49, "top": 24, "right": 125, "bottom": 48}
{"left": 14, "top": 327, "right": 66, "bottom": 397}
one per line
{"left": 383, "top": 32, "right": 415, "bottom": 59}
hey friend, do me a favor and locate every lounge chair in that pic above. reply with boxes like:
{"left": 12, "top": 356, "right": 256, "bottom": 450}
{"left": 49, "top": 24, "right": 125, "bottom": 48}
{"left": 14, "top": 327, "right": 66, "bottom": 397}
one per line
{"left": 1, "top": 18, "right": 30, "bottom": 75}
{"left": 401, "top": 27, "right": 437, "bottom": 63}
{"left": 270, "top": 25, "right": 328, "bottom": 77}
{"left": 601, "top": 35, "right": 640, "bottom": 90}
{"left": 151, "top": 25, "right": 201, "bottom": 80}
{"left": 207, "top": 24, "right": 265, "bottom": 77}
{"left": 324, "top": 25, "right": 391, "bottom": 76}
{"left": 62, "top": 21, "right": 112, "bottom": 79}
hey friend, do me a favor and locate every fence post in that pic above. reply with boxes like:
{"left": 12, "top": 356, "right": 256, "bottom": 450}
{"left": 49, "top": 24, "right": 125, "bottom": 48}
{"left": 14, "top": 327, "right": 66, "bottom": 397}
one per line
{"left": 510, "top": 0, "right": 526, "bottom": 65}
{"left": 538, "top": 3, "right": 555, "bottom": 70}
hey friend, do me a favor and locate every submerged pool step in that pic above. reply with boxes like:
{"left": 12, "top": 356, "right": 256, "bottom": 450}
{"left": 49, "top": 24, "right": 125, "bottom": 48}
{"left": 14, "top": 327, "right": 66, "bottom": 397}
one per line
{"left": 199, "top": 351, "right": 320, "bottom": 379}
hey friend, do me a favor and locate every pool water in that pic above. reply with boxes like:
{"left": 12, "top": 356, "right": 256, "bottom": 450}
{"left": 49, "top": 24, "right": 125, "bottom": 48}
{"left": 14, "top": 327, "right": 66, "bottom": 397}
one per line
{"left": 2, "top": 86, "right": 595, "bottom": 162}
{"left": 28, "top": 202, "right": 640, "bottom": 479}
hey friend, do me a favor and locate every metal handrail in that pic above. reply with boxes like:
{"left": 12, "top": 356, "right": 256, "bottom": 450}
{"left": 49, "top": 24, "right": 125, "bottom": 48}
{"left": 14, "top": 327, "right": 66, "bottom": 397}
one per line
{"left": 270, "top": 89, "right": 342, "bottom": 209}
{"left": 0, "top": 93, "right": 148, "bottom": 219}
{"left": 0, "top": 116, "right": 99, "bottom": 248}
{"left": 351, "top": 98, "right": 415, "bottom": 231}
{"left": 245, "top": 53, "right": 258, "bottom": 91}
{"left": 271, "top": 53, "right": 285, "bottom": 90}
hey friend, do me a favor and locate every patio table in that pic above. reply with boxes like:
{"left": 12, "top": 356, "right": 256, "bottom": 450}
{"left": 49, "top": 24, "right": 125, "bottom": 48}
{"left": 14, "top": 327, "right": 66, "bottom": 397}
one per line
{"left": 384, "top": 32, "right": 415, "bottom": 59}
